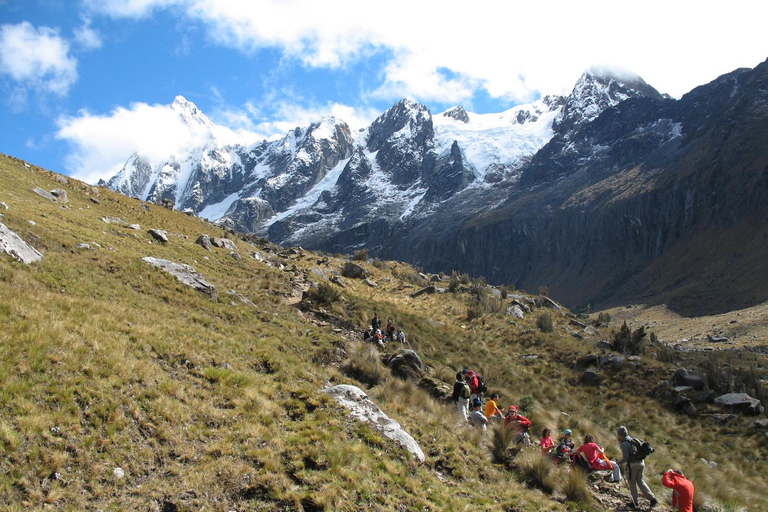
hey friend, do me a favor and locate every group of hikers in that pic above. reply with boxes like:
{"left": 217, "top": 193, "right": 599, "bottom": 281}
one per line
{"left": 364, "top": 312, "right": 407, "bottom": 346}
{"left": 451, "top": 369, "right": 696, "bottom": 511}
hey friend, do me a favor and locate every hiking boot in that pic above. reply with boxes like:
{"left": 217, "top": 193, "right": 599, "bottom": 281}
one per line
{"left": 626, "top": 503, "right": 636, "bottom": 510}
{"left": 649, "top": 498, "right": 657, "bottom": 508}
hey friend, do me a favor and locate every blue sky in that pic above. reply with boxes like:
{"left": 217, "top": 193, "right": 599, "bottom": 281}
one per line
{"left": 1, "top": 0, "right": 766, "bottom": 184}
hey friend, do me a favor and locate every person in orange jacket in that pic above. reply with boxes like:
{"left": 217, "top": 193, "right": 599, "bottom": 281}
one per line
{"left": 662, "top": 469, "right": 695, "bottom": 512}
{"left": 484, "top": 393, "right": 503, "bottom": 421}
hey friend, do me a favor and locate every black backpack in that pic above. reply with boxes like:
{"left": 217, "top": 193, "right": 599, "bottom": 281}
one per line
{"left": 627, "top": 437, "right": 654, "bottom": 462}
{"left": 476, "top": 375, "right": 488, "bottom": 394}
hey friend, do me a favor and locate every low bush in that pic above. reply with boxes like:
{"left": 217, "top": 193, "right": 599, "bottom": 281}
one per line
{"left": 563, "top": 466, "right": 589, "bottom": 503}
{"left": 515, "top": 449, "right": 557, "bottom": 494}
{"left": 352, "top": 248, "right": 369, "bottom": 261}
{"left": 307, "top": 282, "right": 342, "bottom": 305}
{"left": 612, "top": 321, "right": 646, "bottom": 355}
{"left": 537, "top": 312, "right": 554, "bottom": 333}
{"left": 341, "top": 342, "right": 388, "bottom": 387}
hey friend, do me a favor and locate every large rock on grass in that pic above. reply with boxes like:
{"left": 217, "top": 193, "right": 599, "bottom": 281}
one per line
{"left": 673, "top": 368, "right": 706, "bottom": 390}
{"left": 714, "top": 393, "right": 764, "bottom": 415}
{"left": 381, "top": 349, "right": 425, "bottom": 380}
{"left": 142, "top": 257, "right": 218, "bottom": 300}
{"left": 0, "top": 222, "right": 43, "bottom": 263}
{"left": 342, "top": 262, "right": 367, "bottom": 279}
{"left": 322, "top": 384, "right": 425, "bottom": 463}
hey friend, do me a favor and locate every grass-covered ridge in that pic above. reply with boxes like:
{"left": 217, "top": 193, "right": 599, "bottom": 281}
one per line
{"left": 0, "top": 153, "right": 766, "bottom": 511}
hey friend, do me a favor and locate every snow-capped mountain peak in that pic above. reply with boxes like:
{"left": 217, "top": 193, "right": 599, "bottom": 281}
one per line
{"left": 172, "top": 95, "right": 215, "bottom": 130}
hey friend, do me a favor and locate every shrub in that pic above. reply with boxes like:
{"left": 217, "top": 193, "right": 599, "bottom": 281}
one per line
{"left": 612, "top": 321, "right": 646, "bottom": 355}
{"left": 537, "top": 312, "right": 554, "bottom": 333}
{"left": 538, "top": 285, "right": 549, "bottom": 297}
{"left": 563, "top": 466, "right": 590, "bottom": 503}
{"left": 490, "top": 423, "right": 517, "bottom": 464}
{"left": 341, "top": 342, "right": 388, "bottom": 387}
{"left": 352, "top": 248, "right": 369, "bottom": 261}
{"left": 371, "top": 257, "right": 385, "bottom": 269}
{"left": 593, "top": 312, "right": 611, "bottom": 326}
{"left": 307, "top": 282, "right": 342, "bottom": 306}
{"left": 500, "top": 285, "right": 508, "bottom": 299}
{"left": 518, "top": 395, "right": 536, "bottom": 415}
{"left": 515, "top": 449, "right": 557, "bottom": 494}
{"left": 449, "top": 272, "right": 461, "bottom": 293}
{"left": 459, "top": 273, "right": 471, "bottom": 285}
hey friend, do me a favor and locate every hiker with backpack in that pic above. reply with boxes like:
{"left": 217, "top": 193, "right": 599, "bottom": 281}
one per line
{"left": 552, "top": 429, "right": 575, "bottom": 465}
{"left": 574, "top": 434, "right": 622, "bottom": 483}
{"left": 617, "top": 425, "right": 657, "bottom": 509}
{"left": 662, "top": 469, "right": 695, "bottom": 512}
{"left": 466, "top": 370, "right": 486, "bottom": 400}
{"left": 468, "top": 398, "right": 489, "bottom": 431}
{"left": 451, "top": 372, "right": 471, "bottom": 421}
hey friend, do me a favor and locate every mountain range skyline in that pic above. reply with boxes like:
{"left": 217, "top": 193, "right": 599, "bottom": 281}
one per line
{"left": 1, "top": 0, "right": 766, "bottom": 185}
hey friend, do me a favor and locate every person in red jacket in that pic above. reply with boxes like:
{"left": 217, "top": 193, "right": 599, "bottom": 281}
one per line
{"left": 662, "top": 469, "right": 695, "bottom": 512}
{"left": 504, "top": 405, "right": 532, "bottom": 445}
{"left": 466, "top": 371, "right": 481, "bottom": 400}
{"left": 575, "top": 434, "right": 621, "bottom": 483}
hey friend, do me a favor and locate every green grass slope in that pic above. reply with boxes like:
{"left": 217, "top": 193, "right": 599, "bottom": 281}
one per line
{"left": 0, "top": 154, "right": 765, "bottom": 511}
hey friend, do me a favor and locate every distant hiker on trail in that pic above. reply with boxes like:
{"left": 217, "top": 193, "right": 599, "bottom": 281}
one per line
{"left": 662, "top": 469, "right": 695, "bottom": 512}
{"left": 617, "top": 426, "right": 657, "bottom": 509}
{"left": 575, "top": 434, "right": 621, "bottom": 483}
{"left": 371, "top": 312, "right": 382, "bottom": 332}
{"left": 395, "top": 327, "right": 407, "bottom": 345}
{"left": 385, "top": 318, "right": 395, "bottom": 342}
{"left": 468, "top": 398, "right": 489, "bottom": 431}
{"left": 540, "top": 427, "right": 554, "bottom": 456}
{"left": 484, "top": 393, "right": 503, "bottom": 421}
{"left": 452, "top": 372, "right": 471, "bottom": 421}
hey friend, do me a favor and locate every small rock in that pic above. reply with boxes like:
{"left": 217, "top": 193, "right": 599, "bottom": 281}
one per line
{"left": 76, "top": 243, "right": 94, "bottom": 250}
{"left": 113, "top": 467, "right": 125, "bottom": 479}
{"left": 365, "top": 278, "right": 379, "bottom": 288}
{"left": 89, "top": 197, "right": 101, "bottom": 205}
{"left": 580, "top": 370, "right": 602, "bottom": 386}
{"left": 211, "top": 237, "right": 237, "bottom": 251}
{"left": 230, "top": 251, "right": 241, "bottom": 261}
{"left": 341, "top": 262, "right": 367, "bottom": 279}
{"left": 127, "top": 224, "right": 141, "bottom": 230}
{"left": 410, "top": 286, "right": 436, "bottom": 298}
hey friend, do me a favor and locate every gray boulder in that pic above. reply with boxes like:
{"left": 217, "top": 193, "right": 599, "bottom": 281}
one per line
{"left": 675, "top": 395, "right": 698, "bottom": 417}
{"left": 418, "top": 377, "right": 452, "bottom": 403}
{"left": 381, "top": 350, "right": 425, "bottom": 380}
{"left": 195, "top": 234, "right": 212, "bottom": 251}
{"left": 148, "top": 229, "right": 168, "bottom": 243}
{"left": 211, "top": 237, "right": 237, "bottom": 251}
{"left": 321, "top": 384, "right": 424, "bottom": 464}
{"left": 50, "top": 188, "right": 68, "bottom": 203}
{"left": 580, "top": 370, "right": 602, "bottom": 386}
{"left": 410, "top": 286, "right": 436, "bottom": 298}
{"left": 506, "top": 305, "right": 525, "bottom": 319}
{"left": 714, "top": 393, "right": 764, "bottom": 415}
{"left": 342, "top": 262, "right": 367, "bottom": 279}
{"left": 0, "top": 222, "right": 43, "bottom": 263}
{"left": 673, "top": 368, "right": 706, "bottom": 391}
{"left": 142, "top": 257, "right": 218, "bottom": 300}
{"left": 310, "top": 267, "right": 328, "bottom": 281}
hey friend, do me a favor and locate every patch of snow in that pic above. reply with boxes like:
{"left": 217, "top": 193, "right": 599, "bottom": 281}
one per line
{"left": 199, "top": 192, "right": 240, "bottom": 221}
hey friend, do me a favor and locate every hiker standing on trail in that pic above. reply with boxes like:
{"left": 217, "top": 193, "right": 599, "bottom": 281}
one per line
{"left": 468, "top": 398, "right": 489, "bottom": 430}
{"left": 371, "top": 312, "right": 382, "bottom": 332}
{"left": 466, "top": 370, "right": 482, "bottom": 400}
{"left": 484, "top": 393, "right": 503, "bottom": 422}
{"left": 452, "top": 372, "right": 470, "bottom": 421}
{"left": 662, "top": 469, "right": 695, "bottom": 512}
{"left": 617, "top": 426, "right": 657, "bottom": 509}
{"left": 385, "top": 318, "right": 395, "bottom": 342}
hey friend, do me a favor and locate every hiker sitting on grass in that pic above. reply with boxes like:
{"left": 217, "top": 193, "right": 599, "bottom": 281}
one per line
{"left": 484, "top": 393, "right": 504, "bottom": 422}
{"left": 662, "top": 469, "right": 695, "bottom": 512}
{"left": 574, "top": 434, "right": 621, "bottom": 483}
{"left": 552, "top": 429, "right": 575, "bottom": 464}
{"left": 395, "top": 327, "right": 407, "bottom": 345}
{"left": 468, "top": 398, "right": 489, "bottom": 431}
{"left": 540, "top": 427, "right": 554, "bottom": 456}
{"left": 365, "top": 329, "right": 384, "bottom": 346}
{"left": 503, "top": 405, "right": 531, "bottom": 430}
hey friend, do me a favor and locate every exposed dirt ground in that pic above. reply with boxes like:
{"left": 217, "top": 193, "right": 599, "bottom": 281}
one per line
{"left": 603, "top": 301, "right": 768, "bottom": 350}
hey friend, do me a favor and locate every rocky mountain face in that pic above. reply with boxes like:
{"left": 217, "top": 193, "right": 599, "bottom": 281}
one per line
{"left": 104, "top": 59, "right": 768, "bottom": 315}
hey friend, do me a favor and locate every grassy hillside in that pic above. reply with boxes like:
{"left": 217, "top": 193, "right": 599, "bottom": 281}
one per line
{"left": 0, "top": 153, "right": 765, "bottom": 511}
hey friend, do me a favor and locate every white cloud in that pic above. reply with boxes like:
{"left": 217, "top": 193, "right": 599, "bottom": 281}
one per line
{"left": 56, "top": 101, "right": 223, "bottom": 183}
{"left": 0, "top": 22, "right": 78, "bottom": 97}
{"left": 86, "top": 0, "right": 768, "bottom": 102}
{"left": 73, "top": 18, "right": 102, "bottom": 50}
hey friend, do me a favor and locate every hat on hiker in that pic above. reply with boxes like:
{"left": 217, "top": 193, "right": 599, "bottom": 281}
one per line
{"left": 467, "top": 370, "right": 475, "bottom": 376}
{"left": 564, "top": 429, "right": 572, "bottom": 435}
{"left": 617, "top": 425, "right": 629, "bottom": 438}
{"left": 508, "top": 405, "right": 517, "bottom": 413}
{"left": 461, "top": 368, "right": 469, "bottom": 374}
{"left": 472, "top": 398, "right": 482, "bottom": 408}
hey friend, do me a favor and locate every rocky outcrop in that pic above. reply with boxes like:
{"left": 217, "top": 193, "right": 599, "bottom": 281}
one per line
{"left": 341, "top": 262, "right": 367, "bottom": 279}
{"left": 321, "top": 384, "right": 425, "bottom": 463}
{"left": 381, "top": 350, "right": 425, "bottom": 380}
{"left": 713, "top": 393, "right": 764, "bottom": 415}
{"left": 142, "top": 257, "right": 218, "bottom": 300}
{"left": 0, "top": 222, "right": 43, "bottom": 263}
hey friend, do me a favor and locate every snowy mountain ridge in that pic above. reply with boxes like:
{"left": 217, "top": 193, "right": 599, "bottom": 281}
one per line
{"left": 104, "top": 68, "right": 660, "bottom": 248}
